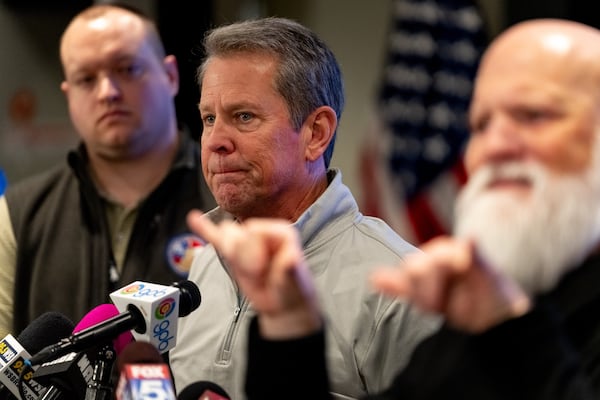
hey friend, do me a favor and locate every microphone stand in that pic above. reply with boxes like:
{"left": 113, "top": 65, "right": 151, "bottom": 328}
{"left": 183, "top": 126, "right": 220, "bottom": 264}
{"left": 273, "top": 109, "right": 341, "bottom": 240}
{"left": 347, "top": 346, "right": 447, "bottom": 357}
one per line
{"left": 84, "top": 343, "right": 116, "bottom": 400}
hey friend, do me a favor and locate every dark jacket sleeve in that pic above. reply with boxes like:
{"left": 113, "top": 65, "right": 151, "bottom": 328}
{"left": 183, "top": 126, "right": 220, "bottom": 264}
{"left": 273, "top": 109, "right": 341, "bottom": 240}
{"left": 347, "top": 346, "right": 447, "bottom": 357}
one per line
{"left": 245, "top": 317, "right": 332, "bottom": 400}
{"left": 374, "top": 304, "right": 597, "bottom": 400}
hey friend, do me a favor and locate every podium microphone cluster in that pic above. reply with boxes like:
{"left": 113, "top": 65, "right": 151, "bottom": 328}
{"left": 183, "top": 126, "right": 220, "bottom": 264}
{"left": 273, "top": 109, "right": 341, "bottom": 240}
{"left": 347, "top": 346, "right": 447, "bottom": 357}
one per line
{"left": 28, "top": 280, "right": 201, "bottom": 367}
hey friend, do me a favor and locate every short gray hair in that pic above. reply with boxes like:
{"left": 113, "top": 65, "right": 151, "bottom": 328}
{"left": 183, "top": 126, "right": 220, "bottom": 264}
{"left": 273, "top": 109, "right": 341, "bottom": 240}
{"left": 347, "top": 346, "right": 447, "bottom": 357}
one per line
{"left": 198, "top": 17, "right": 344, "bottom": 168}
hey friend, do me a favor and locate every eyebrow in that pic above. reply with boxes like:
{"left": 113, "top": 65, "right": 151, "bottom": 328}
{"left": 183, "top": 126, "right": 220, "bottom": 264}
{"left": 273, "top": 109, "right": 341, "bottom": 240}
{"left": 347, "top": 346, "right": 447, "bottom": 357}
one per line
{"left": 200, "top": 99, "right": 262, "bottom": 113}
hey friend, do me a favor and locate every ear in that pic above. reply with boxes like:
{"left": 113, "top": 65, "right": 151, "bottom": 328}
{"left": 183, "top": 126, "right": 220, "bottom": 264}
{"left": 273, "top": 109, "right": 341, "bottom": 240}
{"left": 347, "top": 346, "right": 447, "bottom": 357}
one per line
{"left": 60, "top": 80, "right": 69, "bottom": 96}
{"left": 163, "top": 54, "right": 180, "bottom": 97}
{"left": 302, "top": 106, "right": 337, "bottom": 162}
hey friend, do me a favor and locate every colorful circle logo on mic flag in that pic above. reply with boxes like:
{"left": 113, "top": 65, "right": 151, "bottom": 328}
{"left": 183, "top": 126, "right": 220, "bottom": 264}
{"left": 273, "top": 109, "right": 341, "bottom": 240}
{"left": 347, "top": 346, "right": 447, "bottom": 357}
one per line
{"left": 121, "top": 283, "right": 144, "bottom": 295}
{"left": 154, "top": 298, "right": 176, "bottom": 319}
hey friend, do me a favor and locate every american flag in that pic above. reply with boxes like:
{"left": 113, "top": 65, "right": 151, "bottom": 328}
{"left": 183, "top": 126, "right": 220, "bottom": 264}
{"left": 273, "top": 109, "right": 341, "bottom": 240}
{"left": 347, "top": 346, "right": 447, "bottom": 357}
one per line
{"left": 360, "top": 0, "right": 488, "bottom": 244}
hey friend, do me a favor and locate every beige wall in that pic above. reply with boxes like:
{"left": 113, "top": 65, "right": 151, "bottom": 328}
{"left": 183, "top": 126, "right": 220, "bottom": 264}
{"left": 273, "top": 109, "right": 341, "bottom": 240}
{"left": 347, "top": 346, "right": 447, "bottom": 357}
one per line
{"left": 0, "top": 7, "right": 78, "bottom": 183}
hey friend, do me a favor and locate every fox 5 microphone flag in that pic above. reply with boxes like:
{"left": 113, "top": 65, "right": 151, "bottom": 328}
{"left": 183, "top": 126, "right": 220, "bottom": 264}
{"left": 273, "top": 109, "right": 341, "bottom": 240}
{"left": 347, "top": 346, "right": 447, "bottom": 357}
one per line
{"left": 360, "top": 0, "right": 488, "bottom": 244}
{"left": 116, "top": 364, "right": 176, "bottom": 400}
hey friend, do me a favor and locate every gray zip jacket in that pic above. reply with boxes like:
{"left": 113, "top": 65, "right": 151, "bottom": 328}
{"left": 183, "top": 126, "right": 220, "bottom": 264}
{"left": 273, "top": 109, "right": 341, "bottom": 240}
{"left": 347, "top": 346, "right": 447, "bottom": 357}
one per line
{"left": 170, "top": 169, "right": 441, "bottom": 400}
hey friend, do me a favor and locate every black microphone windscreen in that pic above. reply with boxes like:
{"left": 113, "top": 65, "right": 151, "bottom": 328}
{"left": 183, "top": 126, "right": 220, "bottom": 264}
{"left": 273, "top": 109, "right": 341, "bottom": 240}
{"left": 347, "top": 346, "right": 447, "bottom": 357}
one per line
{"left": 17, "top": 312, "right": 75, "bottom": 354}
{"left": 172, "top": 280, "right": 201, "bottom": 317}
{"left": 177, "top": 381, "right": 231, "bottom": 400}
{"left": 116, "top": 341, "right": 164, "bottom": 373}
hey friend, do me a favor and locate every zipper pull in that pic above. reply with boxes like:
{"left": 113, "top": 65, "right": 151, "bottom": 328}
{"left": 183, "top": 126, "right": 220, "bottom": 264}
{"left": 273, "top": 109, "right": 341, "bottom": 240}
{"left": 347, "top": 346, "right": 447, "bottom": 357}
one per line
{"left": 233, "top": 306, "right": 241, "bottom": 323}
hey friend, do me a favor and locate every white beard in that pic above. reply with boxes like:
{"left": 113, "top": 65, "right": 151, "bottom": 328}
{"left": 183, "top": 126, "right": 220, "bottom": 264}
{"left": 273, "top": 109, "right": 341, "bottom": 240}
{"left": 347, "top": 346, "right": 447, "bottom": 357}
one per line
{"left": 454, "top": 150, "right": 600, "bottom": 296}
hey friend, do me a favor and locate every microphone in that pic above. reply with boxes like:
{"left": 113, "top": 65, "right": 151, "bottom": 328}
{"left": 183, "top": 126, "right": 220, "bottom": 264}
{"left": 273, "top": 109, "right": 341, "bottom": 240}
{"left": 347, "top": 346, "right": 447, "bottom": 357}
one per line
{"left": 33, "top": 304, "right": 136, "bottom": 400}
{"left": 115, "top": 341, "right": 176, "bottom": 400}
{"left": 0, "top": 312, "right": 74, "bottom": 400}
{"left": 177, "top": 381, "right": 231, "bottom": 400}
{"left": 109, "top": 280, "right": 201, "bottom": 353}
{"left": 15, "top": 313, "right": 75, "bottom": 355}
{"left": 32, "top": 349, "right": 95, "bottom": 400}
{"left": 72, "top": 303, "right": 134, "bottom": 354}
{"left": 115, "top": 341, "right": 163, "bottom": 374}
{"left": 28, "top": 280, "right": 200, "bottom": 366}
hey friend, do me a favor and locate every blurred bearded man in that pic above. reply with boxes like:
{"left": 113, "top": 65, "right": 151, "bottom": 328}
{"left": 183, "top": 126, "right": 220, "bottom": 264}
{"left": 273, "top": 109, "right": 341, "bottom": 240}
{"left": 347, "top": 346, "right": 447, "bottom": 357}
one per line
{"left": 454, "top": 151, "right": 600, "bottom": 294}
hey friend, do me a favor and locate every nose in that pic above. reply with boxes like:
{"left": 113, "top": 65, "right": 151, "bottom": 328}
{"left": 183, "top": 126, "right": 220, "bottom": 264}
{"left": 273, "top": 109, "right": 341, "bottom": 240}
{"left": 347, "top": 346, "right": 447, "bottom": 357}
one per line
{"left": 201, "top": 118, "right": 235, "bottom": 154}
{"left": 97, "top": 74, "right": 121, "bottom": 103}
{"left": 466, "top": 113, "right": 525, "bottom": 171}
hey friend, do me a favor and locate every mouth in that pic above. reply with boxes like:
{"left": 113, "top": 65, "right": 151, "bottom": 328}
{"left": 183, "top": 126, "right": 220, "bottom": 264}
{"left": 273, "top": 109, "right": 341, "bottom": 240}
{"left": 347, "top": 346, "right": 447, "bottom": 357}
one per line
{"left": 210, "top": 168, "right": 247, "bottom": 185}
{"left": 486, "top": 177, "right": 533, "bottom": 193}
{"left": 212, "top": 169, "right": 245, "bottom": 178}
{"left": 99, "top": 110, "right": 129, "bottom": 123}
{"left": 209, "top": 162, "right": 245, "bottom": 174}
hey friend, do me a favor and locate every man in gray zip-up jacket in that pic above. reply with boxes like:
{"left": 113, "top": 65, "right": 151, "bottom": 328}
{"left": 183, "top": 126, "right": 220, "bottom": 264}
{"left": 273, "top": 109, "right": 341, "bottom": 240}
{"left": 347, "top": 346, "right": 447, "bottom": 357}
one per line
{"left": 169, "top": 17, "right": 440, "bottom": 400}
{"left": 171, "top": 170, "right": 440, "bottom": 399}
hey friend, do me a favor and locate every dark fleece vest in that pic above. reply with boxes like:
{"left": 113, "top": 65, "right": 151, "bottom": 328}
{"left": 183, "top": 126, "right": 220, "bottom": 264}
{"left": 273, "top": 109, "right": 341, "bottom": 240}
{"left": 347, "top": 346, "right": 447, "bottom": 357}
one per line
{"left": 6, "top": 133, "right": 214, "bottom": 333}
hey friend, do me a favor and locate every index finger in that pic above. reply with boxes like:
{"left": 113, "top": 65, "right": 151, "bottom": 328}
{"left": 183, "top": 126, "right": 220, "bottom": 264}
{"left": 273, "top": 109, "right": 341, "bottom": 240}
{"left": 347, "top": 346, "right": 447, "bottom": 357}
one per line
{"left": 186, "top": 210, "right": 220, "bottom": 244}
